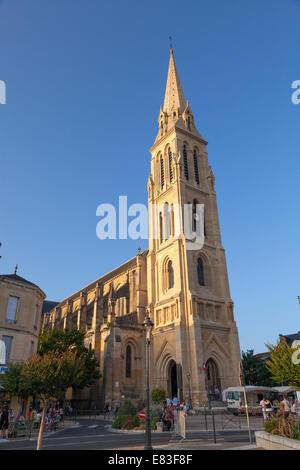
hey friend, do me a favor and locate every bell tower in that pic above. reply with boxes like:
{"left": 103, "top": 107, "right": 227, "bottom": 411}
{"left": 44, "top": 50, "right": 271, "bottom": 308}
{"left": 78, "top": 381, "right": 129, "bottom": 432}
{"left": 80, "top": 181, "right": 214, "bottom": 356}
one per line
{"left": 147, "top": 48, "right": 241, "bottom": 405}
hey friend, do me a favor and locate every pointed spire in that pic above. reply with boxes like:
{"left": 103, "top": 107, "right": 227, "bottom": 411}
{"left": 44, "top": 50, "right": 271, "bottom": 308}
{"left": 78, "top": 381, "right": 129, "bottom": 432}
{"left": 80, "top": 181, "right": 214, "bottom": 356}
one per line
{"left": 163, "top": 48, "right": 187, "bottom": 115}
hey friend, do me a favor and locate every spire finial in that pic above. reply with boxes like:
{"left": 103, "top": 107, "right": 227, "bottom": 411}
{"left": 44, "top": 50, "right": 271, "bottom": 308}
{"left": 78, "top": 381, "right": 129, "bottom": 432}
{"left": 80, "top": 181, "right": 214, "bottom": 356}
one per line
{"left": 14, "top": 264, "right": 18, "bottom": 275}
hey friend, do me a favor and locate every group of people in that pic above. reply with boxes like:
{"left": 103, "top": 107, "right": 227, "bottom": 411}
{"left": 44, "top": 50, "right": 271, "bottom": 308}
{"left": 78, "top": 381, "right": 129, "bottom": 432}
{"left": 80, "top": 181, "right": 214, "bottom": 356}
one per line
{"left": 160, "top": 397, "right": 187, "bottom": 432}
{"left": 260, "top": 395, "right": 299, "bottom": 421}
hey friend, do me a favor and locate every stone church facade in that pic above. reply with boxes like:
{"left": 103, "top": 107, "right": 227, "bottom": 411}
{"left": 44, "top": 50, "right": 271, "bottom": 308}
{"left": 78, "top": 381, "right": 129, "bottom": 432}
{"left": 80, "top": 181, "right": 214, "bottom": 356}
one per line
{"left": 42, "top": 49, "right": 241, "bottom": 408}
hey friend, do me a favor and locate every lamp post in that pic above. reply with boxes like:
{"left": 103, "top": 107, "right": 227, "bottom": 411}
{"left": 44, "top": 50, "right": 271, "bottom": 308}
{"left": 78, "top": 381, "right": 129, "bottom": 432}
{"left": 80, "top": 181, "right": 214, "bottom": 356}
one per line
{"left": 186, "top": 372, "right": 193, "bottom": 410}
{"left": 239, "top": 361, "right": 252, "bottom": 444}
{"left": 143, "top": 315, "right": 154, "bottom": 451}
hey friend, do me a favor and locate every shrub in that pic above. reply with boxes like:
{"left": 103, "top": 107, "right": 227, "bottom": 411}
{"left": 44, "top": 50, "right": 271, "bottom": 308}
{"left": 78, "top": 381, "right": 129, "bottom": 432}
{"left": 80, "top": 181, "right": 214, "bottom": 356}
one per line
{"left": 264, "top": 415, "right": 300, "bottom": 441}
{"left": 138, "top": 420, "right": 157, "bottom": 431}
{"left": 112, "top": 414, "right": 127, "bottom": 429}
{"left": 264, "top": 417, "right": 278, "bottom": 434}
{"left": 150, "top": 404, "right": 164, "bottom": 423}
{"left": 117, "top": 399, "right": 136, "bottom": 417}
{"left": 121, "top": 414, "right": 140, "bottom": 430}
{"left": 151, "top": 388, "right": 166, "bottom": 403}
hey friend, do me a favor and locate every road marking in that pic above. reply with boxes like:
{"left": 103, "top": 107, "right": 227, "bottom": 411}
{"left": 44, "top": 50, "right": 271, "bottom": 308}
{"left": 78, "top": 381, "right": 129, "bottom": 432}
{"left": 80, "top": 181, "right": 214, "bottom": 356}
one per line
{"left": 87, "top": 425, "right": 99, "bottom": 429}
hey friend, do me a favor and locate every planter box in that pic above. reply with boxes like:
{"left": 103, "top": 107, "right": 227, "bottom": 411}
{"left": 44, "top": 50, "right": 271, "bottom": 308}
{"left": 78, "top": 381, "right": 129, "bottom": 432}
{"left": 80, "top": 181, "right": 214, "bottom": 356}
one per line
{"left": 255, "top": 431, "right": 300, "bottom": 450}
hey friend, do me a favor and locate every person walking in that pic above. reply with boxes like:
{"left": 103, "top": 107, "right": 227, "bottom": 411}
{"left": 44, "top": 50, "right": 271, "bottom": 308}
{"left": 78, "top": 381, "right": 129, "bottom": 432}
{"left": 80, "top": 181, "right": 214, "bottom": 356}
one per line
{"left": 280, "top": 395, "right": 290, "bottom": 418}
{"left": 260, "top": 396, "right": 267, "bottom": 421}
{"left": 0, "top": 406, "right": 9, "bottom": 439}
{"left": 264, "top": 397, "right": 273, "bottom": 420}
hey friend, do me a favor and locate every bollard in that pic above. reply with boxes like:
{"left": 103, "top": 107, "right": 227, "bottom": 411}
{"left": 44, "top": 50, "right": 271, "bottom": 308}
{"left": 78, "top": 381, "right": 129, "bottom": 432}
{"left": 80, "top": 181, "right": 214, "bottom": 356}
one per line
{"left": 212, "top": 409, "right": 216, "bottom": 444}
{"left": 204, "top": 405, "right": 207, "bottom": 431}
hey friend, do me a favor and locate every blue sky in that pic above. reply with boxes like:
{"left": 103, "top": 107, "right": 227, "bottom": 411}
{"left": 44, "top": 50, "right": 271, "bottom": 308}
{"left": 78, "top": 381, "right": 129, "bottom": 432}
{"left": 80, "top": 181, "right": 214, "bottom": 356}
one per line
{"left": 0, "top": 0, "right": 299, "bottom": 354}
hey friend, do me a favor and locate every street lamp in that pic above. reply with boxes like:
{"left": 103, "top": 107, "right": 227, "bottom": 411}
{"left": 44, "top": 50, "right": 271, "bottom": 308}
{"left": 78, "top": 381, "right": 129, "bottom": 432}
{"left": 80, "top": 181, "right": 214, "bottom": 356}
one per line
{"left": 143, "top": 315, "right": 154, "bottom": 451}
{"left": 186, "top": 372, "right": 193, "bottom": 410}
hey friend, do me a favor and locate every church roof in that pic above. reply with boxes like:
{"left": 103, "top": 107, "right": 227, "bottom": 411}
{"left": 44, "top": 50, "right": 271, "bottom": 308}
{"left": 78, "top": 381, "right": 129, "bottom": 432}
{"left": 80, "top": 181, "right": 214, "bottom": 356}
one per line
{"left": 42, "top": 300, "right": 59, "bottom": 316}
{"left": 163, "top": 48, "right": 187, "bottom": 115}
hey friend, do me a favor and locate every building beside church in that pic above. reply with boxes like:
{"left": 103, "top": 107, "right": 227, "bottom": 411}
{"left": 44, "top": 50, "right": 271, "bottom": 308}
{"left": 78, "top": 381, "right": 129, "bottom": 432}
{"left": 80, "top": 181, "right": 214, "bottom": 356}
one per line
{"left": 0, "top": 270, "right": 45, "bottom": 365}
{"left": 42, "top": 49, "right": 241, "bottom": 408}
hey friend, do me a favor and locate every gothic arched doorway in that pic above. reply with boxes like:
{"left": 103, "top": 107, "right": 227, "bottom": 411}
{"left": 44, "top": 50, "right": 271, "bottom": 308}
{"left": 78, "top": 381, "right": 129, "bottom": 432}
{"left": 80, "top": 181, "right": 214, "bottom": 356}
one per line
{"left": 205, "top": 358, "right": 221, "bottom": 398}
{"left": 167, "top": 360, "right": 178, "bottom": 399}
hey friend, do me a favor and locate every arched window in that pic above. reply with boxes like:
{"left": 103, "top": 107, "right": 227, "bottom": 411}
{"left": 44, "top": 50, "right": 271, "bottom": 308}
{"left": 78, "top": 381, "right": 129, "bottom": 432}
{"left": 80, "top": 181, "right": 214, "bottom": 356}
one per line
{"left": 197, "top": 258, "right": 205, "bottom": 286}
{"left": 193, "top": 149, "right": 199, "bottom": 184}
{"left": 160, "top": 156, "right": 164, "bottom": 188}
{"left": 126, "top": 345, "right": 132, "bottom": 378}
{"left": 168, "top": 148, "right": 173, "bottom": 182}
{"left": 168, "top": 260, "right": 174, "bottom": 289}
{"left": 183, "top": 145, "right": 189, "bottom": 180}
{"left": 160, "top": 121, "right": 163, "bottom": 136}
{"left": 187, "top": 116, "right": 191, "bottom": 130}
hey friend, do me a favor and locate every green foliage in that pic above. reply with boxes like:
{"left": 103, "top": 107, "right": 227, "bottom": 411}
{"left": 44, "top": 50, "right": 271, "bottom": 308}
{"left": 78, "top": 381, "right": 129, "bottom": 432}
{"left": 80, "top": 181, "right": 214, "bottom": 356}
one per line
{"left": 138, "top": 420, "right": 157, "bottom": 431}
{"left": 121, "top": 414, "right": 140, "bottom": 430}
{"left": 38, "top": 329, "right": 100, "bottom": 390}
{"left": 117, "top": 399, "right": 136, "bottom": 417}
{"left": 242, "top": 349, "right": 276, "bottom": 386}
{"left": 264, "top": 415, "right": 300, "bottom": 440}
{"left": 266, "top": 340, "right": 300, "bottom": 388}
{"left": 23, "top": 350, "right": 85, "bottom": 402}
{"left": 151, "top": 388, "right": 166, "bottom": 403}
{"left": 112, "top": 414, "right": 128, "bottom": 429}
{"left": 0, "top": 362, "right": 31, "bottom": 401}
{"left": 264, "top": 417, "right": 278, "bottom": 434}
{"left": 149, "top": 404, "right": 164, "bottom": 423}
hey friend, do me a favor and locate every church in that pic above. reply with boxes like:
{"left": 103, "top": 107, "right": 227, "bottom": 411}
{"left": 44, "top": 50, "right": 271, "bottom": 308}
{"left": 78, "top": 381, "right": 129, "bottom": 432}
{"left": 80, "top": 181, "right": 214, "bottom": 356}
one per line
{"left": 42, "top": 48, "right": 241, "bottom": 408}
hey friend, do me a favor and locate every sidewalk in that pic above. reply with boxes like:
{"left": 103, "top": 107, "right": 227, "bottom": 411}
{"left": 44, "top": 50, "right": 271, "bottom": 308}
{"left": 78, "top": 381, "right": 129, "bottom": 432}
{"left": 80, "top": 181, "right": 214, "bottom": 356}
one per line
{"left": 0, "top": 418, "right": 76, "bottom": 443}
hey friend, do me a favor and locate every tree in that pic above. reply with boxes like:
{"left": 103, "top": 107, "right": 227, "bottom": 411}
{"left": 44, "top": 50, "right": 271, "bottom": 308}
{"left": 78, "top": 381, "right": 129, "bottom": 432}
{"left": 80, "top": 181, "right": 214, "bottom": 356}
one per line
{"left": 38, "top": 329, "right": 100, "bottom": 390}
{"left": 151, "top": 388, "right": 166, "bottom": 403}
{"left": 242, "top": 350, "right": 276, "bottom": 387}
{"left": 0, "top": 362, "right": 31, "bottom": 435}
{"left": 23, "top": 350, "right": 85, "bottom": 450}
{"left": 266, "top": 340, "right": 300, "bottom": 388}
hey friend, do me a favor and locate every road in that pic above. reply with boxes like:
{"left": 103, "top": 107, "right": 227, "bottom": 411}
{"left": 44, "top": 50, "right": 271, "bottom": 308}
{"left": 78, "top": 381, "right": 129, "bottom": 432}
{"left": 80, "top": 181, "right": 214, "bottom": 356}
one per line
{"left": 0, "top": 413, "right": 263, "bottom": 450}
{"left": 0, "top": 419, "right": 177, "bottom": 450}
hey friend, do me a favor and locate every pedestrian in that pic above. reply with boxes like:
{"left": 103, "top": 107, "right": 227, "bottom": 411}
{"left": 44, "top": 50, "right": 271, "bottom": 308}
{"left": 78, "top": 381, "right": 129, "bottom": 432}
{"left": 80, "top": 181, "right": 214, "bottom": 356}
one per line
{"left": 59, "top": 408, "right": 64, "bottom": 427}
{"left": 162, "top": 408, "right": 171, "bottom": 431}
{"left": 172, "top": 396, "right": 178, "bottom": 407}
{"left": 0, "top": 406, "right": 9, "bottom": 439}
{"left": 214, "top": 387, "right": 220, "bottom": 400}
{"left": 260, "top": 396, "right": 267, "bottom": 421}
{"left": 168, "top": 407, "right": 174, "bottom": 429}
{"left": 280, "top": 395, "right": 290, "bottom": 418}
{"left": 291, "top": 400, "right": 297, "bottom": 416}
{"left": 166, "top": 397, "right": 171, "bottom": 407}
{"left": 9, "top": 409, "right": 14, "bottom": 425}
{"left": 264, "top": 397, "right": 273, "bottom": 420}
